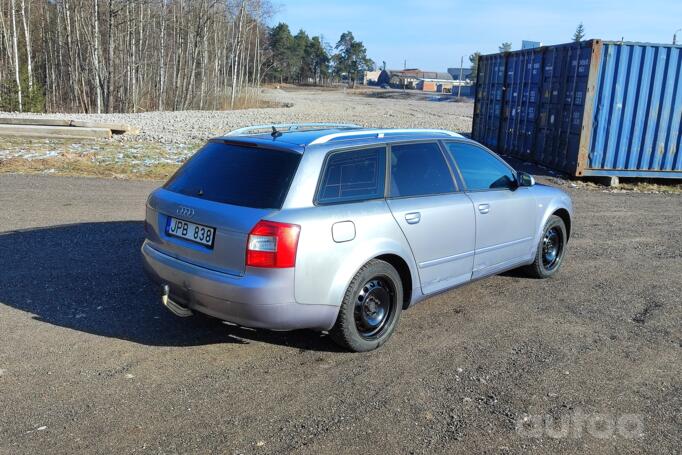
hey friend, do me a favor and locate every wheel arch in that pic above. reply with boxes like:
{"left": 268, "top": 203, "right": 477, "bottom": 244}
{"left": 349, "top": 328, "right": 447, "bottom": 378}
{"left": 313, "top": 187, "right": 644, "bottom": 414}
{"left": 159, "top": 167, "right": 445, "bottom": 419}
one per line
{"left": 376, "top": 253, "right": 413, "bottom": 309}
{"left": 552, "top": 208, "right": 571, "bottom": 239}
{"left": 328, "top": 243, "right": 420, "bottom": 317}
{"left": 552, "top": 208, "right": 571, "bottom": 240}
{"left": 531, "top": 191, "right": 573, "bottom": 259}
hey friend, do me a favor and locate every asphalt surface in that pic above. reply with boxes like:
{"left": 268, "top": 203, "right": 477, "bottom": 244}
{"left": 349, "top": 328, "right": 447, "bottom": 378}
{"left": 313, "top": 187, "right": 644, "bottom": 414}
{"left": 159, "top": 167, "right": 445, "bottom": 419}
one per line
{"left": 0, "top": 174, "right": 680, "bottom": 454}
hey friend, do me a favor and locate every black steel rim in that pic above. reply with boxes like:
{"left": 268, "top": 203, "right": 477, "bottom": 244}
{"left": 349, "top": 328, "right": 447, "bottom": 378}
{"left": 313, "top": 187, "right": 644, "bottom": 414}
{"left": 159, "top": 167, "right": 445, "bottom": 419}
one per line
{"left": 542, "top": 226, "right": 563, "bottom": 271}
{"left": 354, "top": 277, "right": 395, "bottom": 339}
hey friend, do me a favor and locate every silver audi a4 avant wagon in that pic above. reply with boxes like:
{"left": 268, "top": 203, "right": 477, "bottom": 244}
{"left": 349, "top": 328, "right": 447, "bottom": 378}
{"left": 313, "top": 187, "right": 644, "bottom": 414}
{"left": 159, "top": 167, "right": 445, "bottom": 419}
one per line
{"left": 142, "top": 124, "right": 573, "bottom": 351}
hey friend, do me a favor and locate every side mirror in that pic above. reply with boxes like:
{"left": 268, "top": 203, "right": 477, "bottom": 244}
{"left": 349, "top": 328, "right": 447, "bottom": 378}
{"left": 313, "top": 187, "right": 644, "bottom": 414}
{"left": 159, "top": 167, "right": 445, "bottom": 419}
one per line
{"left": 517, "top": 172, "right": 535, "bottom": 187}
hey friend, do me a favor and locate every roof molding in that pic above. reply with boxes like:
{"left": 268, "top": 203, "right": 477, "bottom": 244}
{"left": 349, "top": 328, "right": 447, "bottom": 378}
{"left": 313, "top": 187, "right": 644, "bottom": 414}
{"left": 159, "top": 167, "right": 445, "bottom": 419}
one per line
{"left": 308, "top": 129, "right": 463, "bottom": 145}
{"left": 226, "top": 123, "right": 361, "bottom": 136}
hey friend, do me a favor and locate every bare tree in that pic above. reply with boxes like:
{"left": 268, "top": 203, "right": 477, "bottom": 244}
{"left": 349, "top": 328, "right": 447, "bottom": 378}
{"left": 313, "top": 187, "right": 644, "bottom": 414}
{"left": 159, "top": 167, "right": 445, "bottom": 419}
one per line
{"left": 158, "top": 0, "right": 167, "bottom": 111}
{"left": 0, "top": 0, "right": 276, "bottom": 113}
{"left": 10, "top": 0, "right": 22, "bottom": 111}
{"left": 19, "top": 0, "right": 31, "bottom": 92}
{"left": 93, "top": 0, "right": 102, "bottom": 113}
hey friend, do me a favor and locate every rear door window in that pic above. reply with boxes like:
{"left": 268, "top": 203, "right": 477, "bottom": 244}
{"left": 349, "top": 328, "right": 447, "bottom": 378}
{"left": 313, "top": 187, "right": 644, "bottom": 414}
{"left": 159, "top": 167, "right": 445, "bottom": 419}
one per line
{"left": 445, "top": 142, "right": 515, "bottom": 191}
{"left": 164, "top": 141, "right": 301, "bottom": 209}
{"left": 317, "top": 146, "right": 387, "bottom": 204}
{"left": 389, "top": 142, "right": 456, "bottom": 197}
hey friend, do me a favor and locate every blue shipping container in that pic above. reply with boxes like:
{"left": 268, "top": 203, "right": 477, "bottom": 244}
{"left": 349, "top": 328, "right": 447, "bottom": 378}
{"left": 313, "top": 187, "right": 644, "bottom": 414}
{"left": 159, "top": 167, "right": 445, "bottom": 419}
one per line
{"left": 472, "top": 40, "right": 682, "bottom": 179}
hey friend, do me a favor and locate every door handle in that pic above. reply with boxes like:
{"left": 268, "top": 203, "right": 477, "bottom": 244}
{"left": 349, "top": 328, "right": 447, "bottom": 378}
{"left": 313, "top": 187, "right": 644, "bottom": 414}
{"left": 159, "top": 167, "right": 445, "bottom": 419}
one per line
{"left": 405, "top": 212, "right": 421, "bottom": 224}
{"left": 478, "top": 203, "right": 490, "bottom": 214}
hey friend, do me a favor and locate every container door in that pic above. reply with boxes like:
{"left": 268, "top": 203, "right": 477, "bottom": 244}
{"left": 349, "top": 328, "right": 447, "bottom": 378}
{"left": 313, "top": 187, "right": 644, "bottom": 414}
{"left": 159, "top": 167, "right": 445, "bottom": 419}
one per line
{"left": 473, "top": 54, "right": 506, "bottom": 149}
{"left": 500, "top": 50, "right": 543, "bottom": 160}
{"left": 536, "top": 43, "right": 592, "bottom": 174}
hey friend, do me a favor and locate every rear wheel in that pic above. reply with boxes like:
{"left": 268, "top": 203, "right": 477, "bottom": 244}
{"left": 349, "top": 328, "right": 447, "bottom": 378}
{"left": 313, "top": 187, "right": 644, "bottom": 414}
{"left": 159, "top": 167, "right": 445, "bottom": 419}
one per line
{"left": 330, "top": 259, "right": 403, "bottom": 352}
{"left": 524, "top": 215, "right": 567, "bottom": 278}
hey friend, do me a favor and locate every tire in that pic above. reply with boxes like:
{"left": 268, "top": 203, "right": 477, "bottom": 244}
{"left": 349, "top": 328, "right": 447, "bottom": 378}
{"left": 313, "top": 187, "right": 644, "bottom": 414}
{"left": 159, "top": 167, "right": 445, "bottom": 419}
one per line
{"left": 524, "top": 215, "right": 567, "bottom": 279}
{"left": 330, "top": 259, "right": 403, "bottom": 352}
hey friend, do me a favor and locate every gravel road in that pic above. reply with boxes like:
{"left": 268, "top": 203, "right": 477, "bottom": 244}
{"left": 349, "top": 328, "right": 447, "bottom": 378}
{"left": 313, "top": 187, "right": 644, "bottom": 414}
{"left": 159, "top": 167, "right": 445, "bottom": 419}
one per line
{"left": 1, "top": 88, "right": 474, "bottom": 144}
{"left": 0, "top": 174, "right": 680, "bottom": 454}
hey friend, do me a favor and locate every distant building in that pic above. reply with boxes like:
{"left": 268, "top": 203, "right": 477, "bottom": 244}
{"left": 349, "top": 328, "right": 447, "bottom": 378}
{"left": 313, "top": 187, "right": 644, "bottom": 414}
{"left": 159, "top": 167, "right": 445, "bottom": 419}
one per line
{"left": 416, "top": 79, "right": 439, "bottom": 92}
{"left": 521, "top": 40, "right": 543, "bottom": 50}
{"left": 362, "top": 70, "right": 382, "bottom": 85}
{"left": 447, "top": 67, "right": 474, "bottom": 82}
{"left": 380, "top": 69, "right": 454, "bottom": 90}
{"left": 390, "top": 68, "right": 423, "bottom": 88}
{"left": 416, "top": 78, "right": 459, "bottom": 93}
{"left": 444, "top": 67, "right": 475, "bottom": 97}
{"left": 451, "top": 85, "right": 474, "bottom": 97}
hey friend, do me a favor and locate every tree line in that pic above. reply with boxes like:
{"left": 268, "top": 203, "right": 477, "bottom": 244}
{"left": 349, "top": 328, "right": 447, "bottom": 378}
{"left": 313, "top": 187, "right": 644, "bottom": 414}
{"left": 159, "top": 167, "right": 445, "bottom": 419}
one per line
{"left": 267, "top": 24, "right": 372, "bottom": 87}
{"left": 0, "top": 0, "right": 372, "bottom": 114}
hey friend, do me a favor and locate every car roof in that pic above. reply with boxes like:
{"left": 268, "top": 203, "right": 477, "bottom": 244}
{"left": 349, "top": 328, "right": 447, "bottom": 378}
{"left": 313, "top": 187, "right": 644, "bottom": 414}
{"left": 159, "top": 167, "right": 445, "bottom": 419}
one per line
{"left": 214, "top": 125, "right": 465, "bottom": 153}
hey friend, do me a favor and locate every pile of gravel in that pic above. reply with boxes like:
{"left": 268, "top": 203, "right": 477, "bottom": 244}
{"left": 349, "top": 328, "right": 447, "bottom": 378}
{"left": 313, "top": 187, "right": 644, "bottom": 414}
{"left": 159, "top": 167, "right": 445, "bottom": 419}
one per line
{"left": 0, "top": 88, "right": 474, "bottom": 144}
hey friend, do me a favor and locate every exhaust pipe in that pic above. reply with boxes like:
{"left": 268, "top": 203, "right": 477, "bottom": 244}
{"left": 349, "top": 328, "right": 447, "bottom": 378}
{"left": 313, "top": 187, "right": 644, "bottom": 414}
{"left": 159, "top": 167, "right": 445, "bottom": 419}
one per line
{"left": 160, "top": 284, "right": 193, "bottom": 318}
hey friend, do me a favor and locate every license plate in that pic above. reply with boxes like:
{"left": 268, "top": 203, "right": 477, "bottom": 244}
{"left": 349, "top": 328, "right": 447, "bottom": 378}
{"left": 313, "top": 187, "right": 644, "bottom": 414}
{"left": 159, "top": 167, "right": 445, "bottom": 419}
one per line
{"left": 166, "top": 217, "right": 215, "bottom": 248}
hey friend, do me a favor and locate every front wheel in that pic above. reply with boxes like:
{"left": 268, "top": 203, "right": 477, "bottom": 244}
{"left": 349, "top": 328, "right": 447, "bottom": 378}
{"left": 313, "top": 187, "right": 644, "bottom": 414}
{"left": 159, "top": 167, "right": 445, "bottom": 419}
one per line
{"left": 330, "top": 259, "right": 403, "bottom": 352}
{"left": 524, "top": 215, "right": 567, "bottom": 279}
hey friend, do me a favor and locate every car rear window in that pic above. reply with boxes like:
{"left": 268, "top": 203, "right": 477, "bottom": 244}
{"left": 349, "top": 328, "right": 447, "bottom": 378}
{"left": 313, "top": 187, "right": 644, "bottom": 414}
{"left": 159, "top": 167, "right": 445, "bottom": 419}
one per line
{"left": 164, "top": 142, "right": 301, "bottom": 209}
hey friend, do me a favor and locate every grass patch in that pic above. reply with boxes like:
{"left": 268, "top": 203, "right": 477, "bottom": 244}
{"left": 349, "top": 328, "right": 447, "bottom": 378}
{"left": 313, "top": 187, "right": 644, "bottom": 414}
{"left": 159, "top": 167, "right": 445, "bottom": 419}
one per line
{"left": 615, "top": 180, "right": 682, "bottom": 194}
{"left": 0, "top": 137, "right": 199, "bottom": 180}
{"left": 0, "top": 156, "right": 179, "bottom": 180}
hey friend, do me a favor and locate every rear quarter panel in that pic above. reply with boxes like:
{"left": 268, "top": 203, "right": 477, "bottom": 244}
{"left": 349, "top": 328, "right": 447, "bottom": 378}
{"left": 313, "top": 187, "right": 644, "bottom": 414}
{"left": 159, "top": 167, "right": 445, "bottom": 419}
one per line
{"left": 269, "top": 200, "right": 420, "bottom": 310}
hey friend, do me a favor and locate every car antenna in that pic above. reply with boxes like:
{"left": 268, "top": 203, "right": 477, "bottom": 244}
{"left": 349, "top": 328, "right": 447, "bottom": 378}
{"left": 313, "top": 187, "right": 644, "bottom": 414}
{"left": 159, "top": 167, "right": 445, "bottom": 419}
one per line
{"left": 271, "top": 126, "right": 282, "bottom": 138}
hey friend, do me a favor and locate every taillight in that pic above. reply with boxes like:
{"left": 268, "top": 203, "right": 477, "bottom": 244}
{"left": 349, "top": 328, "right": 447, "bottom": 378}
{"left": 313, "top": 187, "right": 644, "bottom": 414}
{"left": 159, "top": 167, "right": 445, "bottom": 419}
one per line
{"left": 246, "top": 220, "right": 301, "bottom": 268}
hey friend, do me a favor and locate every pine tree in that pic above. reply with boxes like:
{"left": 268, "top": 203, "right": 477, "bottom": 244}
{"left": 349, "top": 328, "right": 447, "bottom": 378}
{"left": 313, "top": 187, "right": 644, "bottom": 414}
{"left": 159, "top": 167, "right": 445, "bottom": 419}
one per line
{"left": 334, "top": 31, "right": 373, "bottom": 88}
{"left": 573, "top": 23, "right": 585, "bottom": 42}
{"left": 469, "top": 52, "right": 481, "bottom": 83}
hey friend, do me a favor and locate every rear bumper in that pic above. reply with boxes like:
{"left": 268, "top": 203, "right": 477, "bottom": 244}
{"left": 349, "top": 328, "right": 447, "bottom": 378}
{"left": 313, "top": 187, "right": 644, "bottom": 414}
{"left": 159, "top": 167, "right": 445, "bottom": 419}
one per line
{"left": 141, "top": 241, "right": 338, "bottom": 331}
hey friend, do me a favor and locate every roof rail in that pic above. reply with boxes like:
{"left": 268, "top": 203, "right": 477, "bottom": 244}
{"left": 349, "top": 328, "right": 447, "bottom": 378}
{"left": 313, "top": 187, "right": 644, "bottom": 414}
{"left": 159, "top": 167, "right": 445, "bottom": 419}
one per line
{"left": 226, "top": 123, "right": 361, "bottom": 136}
{"left": 308, "top": 129, "right": 463, "bottom": 145}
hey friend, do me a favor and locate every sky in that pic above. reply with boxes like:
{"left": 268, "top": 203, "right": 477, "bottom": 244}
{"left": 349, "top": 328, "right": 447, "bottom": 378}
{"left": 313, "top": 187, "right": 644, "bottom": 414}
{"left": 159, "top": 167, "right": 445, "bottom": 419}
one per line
{"left": 272, "top": 0, "right": 682, "bottom": 71}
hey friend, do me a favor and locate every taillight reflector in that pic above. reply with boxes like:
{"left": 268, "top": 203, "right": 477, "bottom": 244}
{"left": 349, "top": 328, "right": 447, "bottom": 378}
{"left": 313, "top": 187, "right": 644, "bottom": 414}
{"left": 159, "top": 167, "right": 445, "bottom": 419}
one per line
{"left": 246, "top": 220, "right": 300, "bottom": 268}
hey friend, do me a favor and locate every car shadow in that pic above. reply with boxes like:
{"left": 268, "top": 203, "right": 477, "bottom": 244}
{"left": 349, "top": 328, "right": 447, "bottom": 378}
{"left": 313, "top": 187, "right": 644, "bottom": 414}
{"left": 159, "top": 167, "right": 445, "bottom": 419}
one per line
{"left": 498, "top": 267, "right": 535, "bottom": 279}
{"left": 0, "top": 221, "right": 342, "bottom": 352}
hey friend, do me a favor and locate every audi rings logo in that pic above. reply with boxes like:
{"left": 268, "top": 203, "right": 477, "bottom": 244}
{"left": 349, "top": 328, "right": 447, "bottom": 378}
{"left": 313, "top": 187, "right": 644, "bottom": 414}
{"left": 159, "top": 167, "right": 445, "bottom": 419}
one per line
{"left": 176, "top": 206, "right": 195, "bottom": 217}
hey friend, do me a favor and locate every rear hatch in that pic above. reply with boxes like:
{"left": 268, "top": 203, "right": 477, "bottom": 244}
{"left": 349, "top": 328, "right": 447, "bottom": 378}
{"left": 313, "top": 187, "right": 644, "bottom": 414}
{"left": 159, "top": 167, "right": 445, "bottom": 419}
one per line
{"left": 145, "top": 140, "right": 301, "bottom": 276}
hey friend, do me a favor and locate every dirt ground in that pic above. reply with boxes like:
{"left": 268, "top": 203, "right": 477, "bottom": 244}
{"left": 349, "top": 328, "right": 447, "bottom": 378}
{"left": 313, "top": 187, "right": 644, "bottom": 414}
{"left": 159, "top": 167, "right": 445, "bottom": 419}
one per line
{"left": 0, "top": 174, "right": 679, "bottom": 454}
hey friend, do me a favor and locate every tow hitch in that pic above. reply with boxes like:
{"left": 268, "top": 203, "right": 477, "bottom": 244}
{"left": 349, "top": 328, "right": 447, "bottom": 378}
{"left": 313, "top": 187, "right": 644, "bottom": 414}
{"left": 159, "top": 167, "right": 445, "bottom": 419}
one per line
{"left": 160, "top": 284, "right": 193, "bottom": 317}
